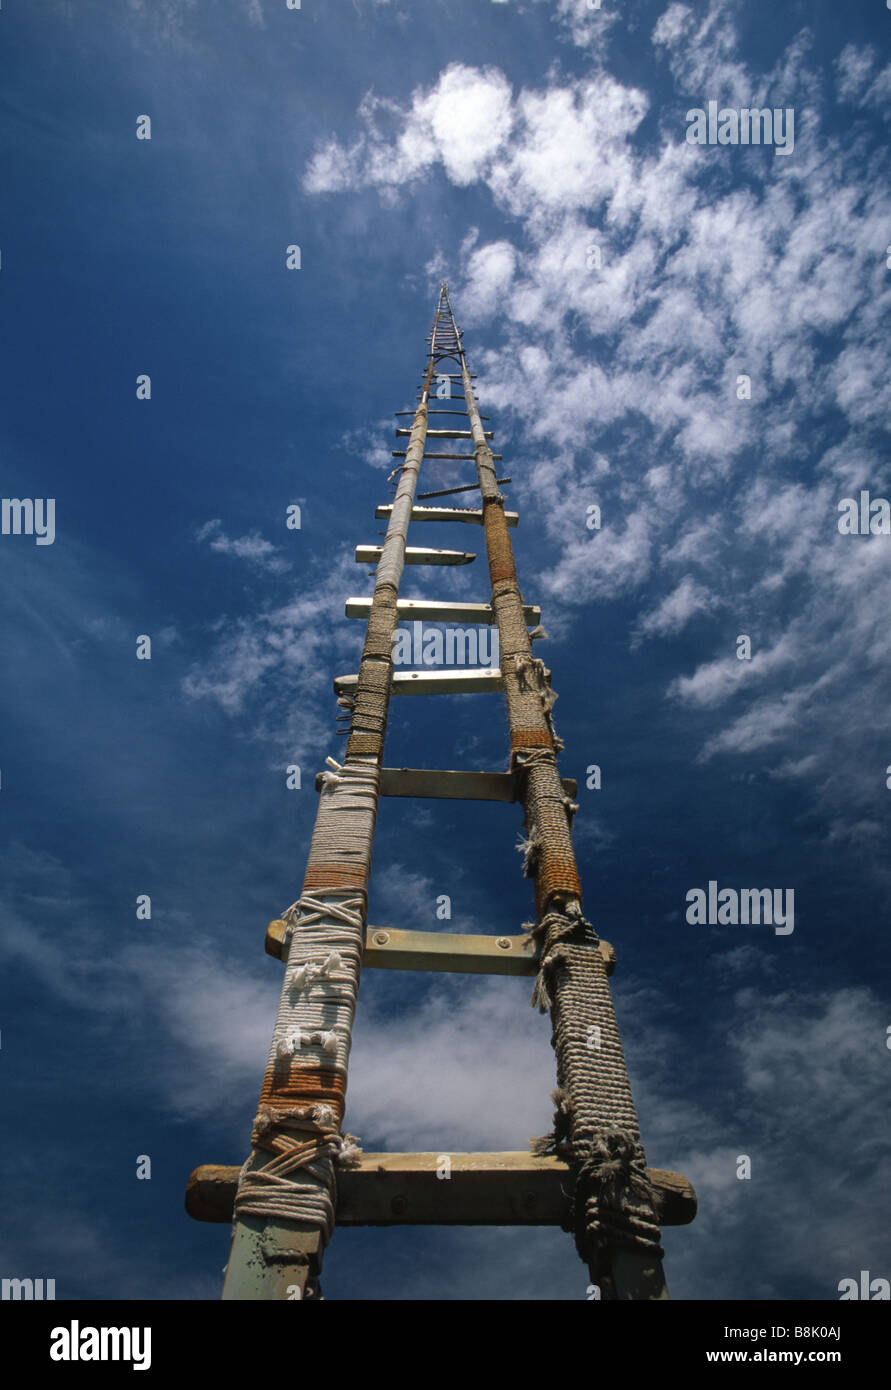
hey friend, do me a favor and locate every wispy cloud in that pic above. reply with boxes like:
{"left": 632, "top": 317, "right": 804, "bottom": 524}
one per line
{"left": 297, "top": 2, "right": 891, "bottom": 848}
{"left": 196, "top": 518, "right": 290, "bottom": 574}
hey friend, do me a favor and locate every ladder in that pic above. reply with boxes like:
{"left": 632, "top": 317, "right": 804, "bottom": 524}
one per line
{"left": 186, "top": 283, "right": 695, "bottom": 1300}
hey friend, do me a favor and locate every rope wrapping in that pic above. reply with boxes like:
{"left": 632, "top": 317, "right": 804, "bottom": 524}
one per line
{"left": 224, "top": 340, "right": 467, "bottom": 1295}
{"left": 344, "top": 659, "right": 391, "bottom": 763}
{"left": 362, "top": 585, "right": 398, "bottom": 661}
{"left": 460, "top": 368, "right": 662, "bottom": 1279}
{"left": 234, "top": 1103, "right": 364, "bottom": 1242}
{"left": 302, "top": 758, "right": 381, "bottom": 895}
{"left": 231, "top": 364, "right": 436, "bottom": 1273}
{"left": 240, "top": 759, "right": 381, "bottom": 1238}
{"left": 377, "top": 401, "right": 427, "bottom": 589}
{"left": 527, "top": 907, "right": 663, "bottom": 1274}
{"left": 518, "top": 758, "right": 582, "bottom": 914}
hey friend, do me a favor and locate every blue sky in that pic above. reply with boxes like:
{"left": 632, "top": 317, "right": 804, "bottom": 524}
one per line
{"left": 1, "top": 0, "right": 889, "bottom": 1301}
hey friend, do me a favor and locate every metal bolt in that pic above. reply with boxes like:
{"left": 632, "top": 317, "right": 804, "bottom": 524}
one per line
{"left": 496, "top": 937, "right": 511, "bottom": 950}
{"left": 373, "top": 932, "right": 390, "bottom": 946}
{"left": 391, "top": 1195, "right": 407, "bottom": 1215}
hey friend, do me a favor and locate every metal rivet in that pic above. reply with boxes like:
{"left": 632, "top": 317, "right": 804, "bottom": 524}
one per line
{"left": 496, "top": 937, "right": 511, "bottom": 950}
{"left": 373, "top": 932, "right": 390, "bottom": 946}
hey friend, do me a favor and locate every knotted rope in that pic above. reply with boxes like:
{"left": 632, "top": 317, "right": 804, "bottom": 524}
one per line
{"left": 234, "top": 1102, "right": 363, "bottom": 1242}
{"left": 526, "top": 906, "right": 663, "bottom": 1272}
{"left": 271, "top": 887, "right": 365, "bottom": 1073}
{"left": 238, "top": 757, "right": 378, "bottom": 1242}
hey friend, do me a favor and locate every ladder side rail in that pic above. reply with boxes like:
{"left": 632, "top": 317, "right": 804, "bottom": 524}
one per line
{"left": 221, "top": 297, "right": 446, "bottom": 1300}
{"left": 446, "top": 287, "right": 669, "bottom": 1302}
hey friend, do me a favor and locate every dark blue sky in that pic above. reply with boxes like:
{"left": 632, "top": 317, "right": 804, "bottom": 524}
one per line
{"left": 1, "top": 0, "right": 889, "bottom": 1301}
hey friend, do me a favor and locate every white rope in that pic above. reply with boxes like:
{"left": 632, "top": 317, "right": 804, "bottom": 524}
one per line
{"left": 277, "top": 1029, "right": 339, "bottom": 1057}
{"left": 266, "top": 895, "right": 364, "bottom": 1077}
{"left": 289, "top": 951, "right": 343, "bottom": 990}
{"left": 236, "top": 757, "right": 381, "bottom": 1239}
{"left": 234, "top": 1109, "right": 364, "bottom": 1237}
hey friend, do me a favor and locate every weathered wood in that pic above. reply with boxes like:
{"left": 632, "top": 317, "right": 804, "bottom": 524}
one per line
{"left": 356, "top": 545, "right": 475, "bottom": 566}
{"left": 350, "top": 767, "right": 577, "bottom": 802}
{"left": 396, "top": 428, "right": 492, "bottom": 439}
{"left": 417, "top": 477, "right": 510, "bottom": 500}
{"left": 265, "top": 919, "right": 615, "bottom": 976}
{"left": 392, "top": 452, "right": 503, "bottom": 460}
{"left": 219, "top": 293, "right": 453, "bottom": 1302}
{"left": 188, "top": 1156, "right": 696, "bottom": 1228}
{"left": 375, "top": 504, "right": 518, "bottom": 528}
{"left": 395, "top": 411, "right": 490, "bottom": 420}
{"left": 209, "top": 282, "right": 687, "bottom": 1303}
{"left": 454, "top": 286, "right": 674, "bottom": 1300}
{"left": 335, "top": 669, "right": 504, "bottom": 697}
{"left": 265, "top": 919, "right": 543, "bottom": 971}
{"left": 345, "top": 597, "right": 541, "bottom": 625}
{"left": 362, "top": 927, "right": 540, "bottom": 974}
{"left": 362, "top": 927, "right": 614, "bottom": 978}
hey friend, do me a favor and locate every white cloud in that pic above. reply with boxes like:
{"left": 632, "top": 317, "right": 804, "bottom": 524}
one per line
{"left": 635, "top": 575, "right": 717, "bottom": 643}
{"left": 349, "top": 974, "right": 556, "bottom": 1150}
{"left": 551, "top": 0, "right": 619, "bottom": 54}
{"left": 489, "top": 76, "right": 647, "bottom": 221}
{"left": 196, "top": 519, "right": 290, "bottom": 574}
{"left": 651, "top": 3, "right": 693, "bottom": 49}
{"left": 303, "top": 65, "right": 512, "bottom": 195}
{"left": 415, "top": 65, "right": 514, "bottom": 185}
{"left": 2, "top": 836, "right": 887, "bottom": 1298}
{"left": 182, "top": 549, "right": 360, "bottom": 762}
{"left": 461, "top": 240, "right": 517, "bottom": 323}
{"left": 543, "top": 508, "right": 654, "bottom": 604}
{"left": 289, "top": 2, "right": 891, "bottom": 854}
{"left": 627, "top": 978, "right": 891, "bottom": 1298}
{"left": 835, "top": 43, "right": 891, "bottom": 113}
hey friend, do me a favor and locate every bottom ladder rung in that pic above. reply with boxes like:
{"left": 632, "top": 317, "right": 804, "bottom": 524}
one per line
{"left": 186, "top": 1153, "right": 697, "bottom": 1228}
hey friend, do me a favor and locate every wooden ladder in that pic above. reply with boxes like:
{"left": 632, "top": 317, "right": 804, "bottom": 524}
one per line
{"left": 187, "top": 283, "right": 695, "bottom": 1300}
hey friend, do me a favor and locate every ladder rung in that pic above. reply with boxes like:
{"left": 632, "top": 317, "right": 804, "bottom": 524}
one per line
{"left": 269, "top": 916, "right": 600, "bottom": 973}
{"left": 417, "top": 478, "right": 510, "bottom": 500}
{"left": 266, "top": 920, "right": 547, "bottom": 972}
{"left": 334, "top": 669, "right": 504, "bottom": 697}
{"left": 394, "top": 412, "right": 490, "bottom": 420}
{"left": 361, "top": 926, "right": 610, "bottom": 977}
{"left": 360, "top": 926, "right": 530, "bottom": 974}
{"left": 187, "top": 1156, "right": 696, "bottom": 1228}
{"left": 391, "top": 452, "right": 503, "bottom": 460}
{"left": 395, "top": 429, "right": 492, "bottom": 439}
{"left": 344, "top": 598, "right": 541, "bottom": 624}
{"left": 355, "top": 545, "right": 475, "bottom": 566}
{"left": 375, "top": 505, "right": 518, "bottom": 528}
{"left": 373, "top": 767, "right": 578, "bottom": 801}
